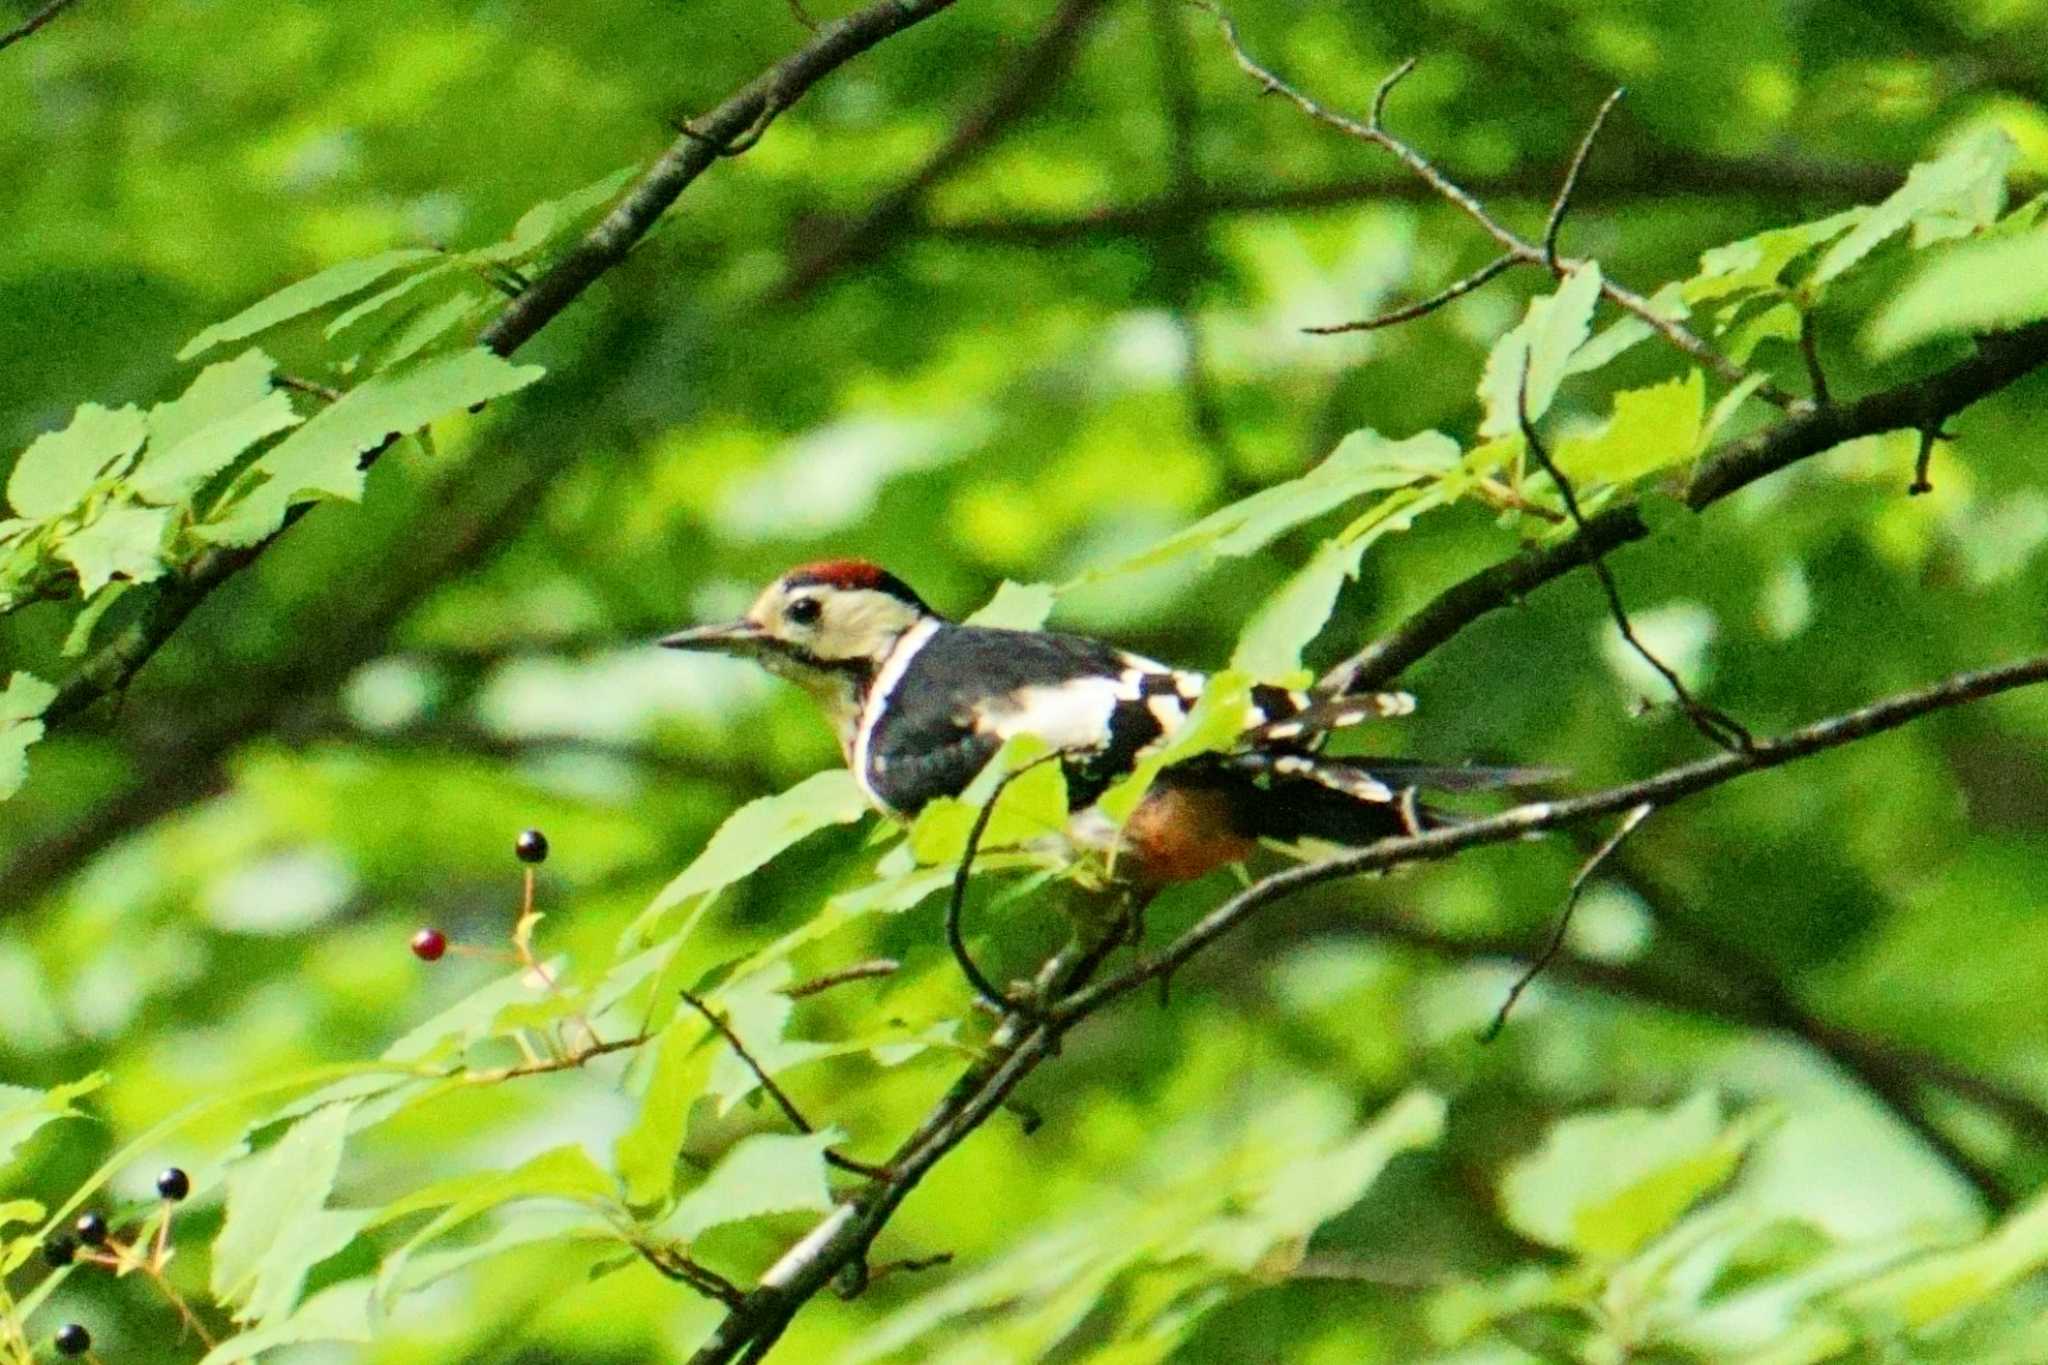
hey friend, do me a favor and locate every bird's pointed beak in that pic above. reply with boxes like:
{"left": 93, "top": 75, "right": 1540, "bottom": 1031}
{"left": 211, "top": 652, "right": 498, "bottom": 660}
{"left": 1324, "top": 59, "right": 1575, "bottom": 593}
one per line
{"left": 658, "top": 619, "right": 767, "bottom": 654}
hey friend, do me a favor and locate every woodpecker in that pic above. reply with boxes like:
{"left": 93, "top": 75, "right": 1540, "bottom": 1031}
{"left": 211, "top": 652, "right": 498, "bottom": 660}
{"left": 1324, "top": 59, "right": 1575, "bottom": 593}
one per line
{"left": 662, "top": 560, "right": 1530, "bottom": 887}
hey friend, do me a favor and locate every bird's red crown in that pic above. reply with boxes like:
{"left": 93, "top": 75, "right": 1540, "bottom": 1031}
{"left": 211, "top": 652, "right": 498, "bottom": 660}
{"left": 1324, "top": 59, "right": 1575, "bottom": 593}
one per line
{"left": 783, "top": 559, "right": 928, "bottom": 609}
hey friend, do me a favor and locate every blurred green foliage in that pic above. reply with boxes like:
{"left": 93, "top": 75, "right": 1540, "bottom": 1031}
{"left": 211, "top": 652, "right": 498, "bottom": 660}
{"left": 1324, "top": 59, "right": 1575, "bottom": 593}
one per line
{"left": 5, "top": 0, "right": 2048, "bottom": 1361}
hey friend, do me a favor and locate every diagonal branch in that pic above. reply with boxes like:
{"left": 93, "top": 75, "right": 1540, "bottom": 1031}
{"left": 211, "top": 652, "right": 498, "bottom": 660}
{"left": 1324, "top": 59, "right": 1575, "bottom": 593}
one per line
{"left": 37, "top": 0, "right": 961, "bottom": 741}
{"left": 779, "top": 0, "right": 1110, "bottom": 299}
{"left": 1190, "top": 1, "right": 1798, "bottom": 408}
{"left": 1323, "top": 319, "right": 2048, "bottom": 692}
{"left": 0, "top": 0, "right": 80, "bottom": 51}
{"left": 681, "top": 650, "right": 2048, "bottom": 1361}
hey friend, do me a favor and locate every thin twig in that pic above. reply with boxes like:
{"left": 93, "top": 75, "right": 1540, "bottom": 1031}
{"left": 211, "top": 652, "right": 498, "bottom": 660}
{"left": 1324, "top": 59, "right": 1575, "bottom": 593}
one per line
{"left": 639, "top": 1242, "right": 748, "bottom": 1306}
{"left": 1909, "top": 424, "right": 1949, "bottom": 496}
{"left": 1303, "top": 253, "right": 1522, "bottom": 335}
{"left": 1800, "top": 311, "right": 1831, "bottom": 407}
{"left": 1514, "top": 358, "right": 1755, "bottom": 752}
{"left": 679, "top": 989, "right": 891, "bottom": 1180}
{"left": 1545, "top": 87, "right": 1626, "bottom": 268}
{"left": 1190, "top": 1, "right": 1796, "bottom": 407}
{"left": 780, "top": 959, "right": 900, "bottom": 998}
{"left": 683, "top": 651, "right": 2048, "bottom": 1363}
{"left": 0, "top": 0, "right": 80, "bottom": 51}
{"left": 457, "top": 1033, "right": 650, "bottom": 1084}
{"left": 947, "top": 753, "right": 1068, "bottom": 1017}
{"left": 1481, "top": 801, "right": 1652, "bottom": 1041}
{"left": 274, "top": 372, "right": 344, "bottom": 404}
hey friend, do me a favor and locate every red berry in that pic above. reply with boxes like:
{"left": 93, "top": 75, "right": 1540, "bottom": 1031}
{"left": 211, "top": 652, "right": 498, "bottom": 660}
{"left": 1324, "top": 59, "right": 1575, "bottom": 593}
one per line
{"left": 514, "top": 828, "right": 549, "bottom": 864}
{"left": 410, "top": 928, "right": 447, "bottom": 962}
{"left": 157, "top": 1167, "right": 191, "bottom": 1201}
{"left": 72, "top": 1212, "right": 106, "bottom": 1247}
{"left": 54, "top": 1322, "right": 90, "bottom": 1356}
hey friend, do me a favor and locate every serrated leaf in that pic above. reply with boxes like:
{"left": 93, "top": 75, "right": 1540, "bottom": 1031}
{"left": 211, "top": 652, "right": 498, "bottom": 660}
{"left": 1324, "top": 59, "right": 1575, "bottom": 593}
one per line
{"left": 196, "top": 348, "right": 543, "bottom": 547}
{"left": 370, "top": 1144, "right": 614, "bottom": 1305}
{"left": 626, "top": 769, "right": 869, "bottom": 944}
{"left": 1864, "top": 228, "right": 2048, "bottom": 358}
{"left": 701, "top": 964, "right": 830, "bottom": 1114}
{"left": 374, "top": 288, "right": 493, "bottom": 369}
{"left": 146, "top": 350, "right": 277, "bottom": 450}
{"left": 0, "top": 1072, "right": 106, "bottom": 1170}
{"left": 58, "top": 501, "right": 173, "bottom": 595}
{"left": 133, "top": 390, "right": 302, "bottom": 505}
{"left": 7, "top": 402, "right": 147, "bottom": 519}
{"left": 1477, "top": 262, "right": 1603, "bottom": 440}
{"left": 1500, "top": 1093, "right": 1762, "bottom": 1260}
{"left": 1555, "top": 370, "right": 1705, "bottom": 486}
{"left": 908, "top": 734, "right": 1068, "bottom": 866}
{"left": 211, "top": 1103, "right": 360, "bottom": 1323}
{"left": 1840, "top": 1185, "right": 2048, "bottom": 1331}
{"left": 0, "top": 671, "right": 59, "bottom": 802}
{"left": 615, "top": 1014, "right": 718, "bottom": 1206}
{"left": 1721, "top": 300, "right": 1802, "bottom": 364}
{"left": 197, "top": 1279, "right": 373, "bottom": 1365}
{"left": 1564, "top": 281, "right": 1689, "bottom": 376}
{"left": 381, "top": 962, "right": 561, "bottom": 1063}
{"left": 965, "top": 578, "right": 1056, "bottom": 630}
{"left": 1072, "top": 428, "right": 1459, "bottom": 584}
{"left": 324, "top": 261, "right": 460, "bottom": 340}
{"left": 179, "top": 248, "right": 440, "bottom": 360}
{"left": 1683, "top": 209, "right": 1865, "bottom": 308}
{"left": 1811, "top": 130, "right": 2015, "bottom": 289}
{"left": 467, "top": 165, "right": 639, "bottom": 266}
{"left": 655, "top": 1129, "right": 839, "bottom": 1243}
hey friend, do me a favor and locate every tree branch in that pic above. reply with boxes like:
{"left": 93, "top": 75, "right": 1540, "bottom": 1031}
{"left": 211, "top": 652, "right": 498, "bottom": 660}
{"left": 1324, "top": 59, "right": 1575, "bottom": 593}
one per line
{"left": 1323, "top": 319, "right": 2048, "bottom": 692}
{"left": 0, "top": 0, "right": 80, "bottom": 52}
{"left": 681, "top": 651, "right": 2048, "bottom": 1360}
{"left": 779, "top": 0, "right": 1108, "bottom": 299}
{"left": 34, "top": 0, "right": 961, "bottom": 743}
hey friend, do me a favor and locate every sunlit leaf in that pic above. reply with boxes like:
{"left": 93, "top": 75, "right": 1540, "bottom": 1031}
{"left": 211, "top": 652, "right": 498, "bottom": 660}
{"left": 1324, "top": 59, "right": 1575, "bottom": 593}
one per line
{"left": 0, "top": 671, "right": 59, "bottom": 802}
{"left": 197, "top": 1279, "right": 373, "bottom": 1365}
{"left": 909, "top": 734, "right": 1068, "bottom": 866}
{"left": 1555, "top": 370, "right": 1705, "bottom": 486}
{"left": 0, "top": 1073, "right": 106, "bottom": 1171}
{"left": 1864, "top": 228, "right": 2048, "bottom": 358}
{"left": 196, "top": 348, "right": 544, "bottom": 546}
{"left": 212, "top": 1103, "right": 361, "bottom": 1324}
{"left": 1683, "top": 209, "right": 1864, "bottom": 307}
{"left": 179, "top": 248, "right": 440, "bottom": 360}
{"left": 6, "top": 402, "right": 147, "bottom": 520}
{"left": 965, "top": 578, "right": 1057, "bottom": 630}
{"left": 1477, "top": 262, "right": 1603, "bottom": 439}
{"left": 58, "top": 501, "right": 173, "bottom": 595}
{"left": 467, "top": 165, "right": 639, "bottom": 266}
{"left": 1565, "top": 282, "right": 1689, "bottom": 376}
{"left": 655, "top": 1129, "right": 840, "bottom": 1243}
{"left": 132, "top": 390, "right": 302, "bottom": 505}
{"left": 1810, "top": 130, "right": 2014, "bottom": 289}
{"left": 146, "top": 349, "right": 279, "bottom": 450}
{"left": 615, "top": 1014, "right": 718, "bottom": 1207}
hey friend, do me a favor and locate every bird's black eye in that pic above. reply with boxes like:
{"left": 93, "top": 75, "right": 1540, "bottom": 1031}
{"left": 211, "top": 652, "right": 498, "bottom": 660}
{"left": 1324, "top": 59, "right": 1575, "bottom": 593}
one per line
{"left": 787, "top": 596, "right": 823, "bottom": 626}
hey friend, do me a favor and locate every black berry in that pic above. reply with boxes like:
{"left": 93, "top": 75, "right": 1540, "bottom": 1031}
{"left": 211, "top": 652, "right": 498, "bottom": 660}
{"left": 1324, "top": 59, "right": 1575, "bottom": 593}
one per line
{"left": 514, "top": 828, "right": 549, "bottom": 864}
{"left": 53, "top": 1322, "right": 90, "bottom": 1356}
{"left": 72, "top": 1212, "right": 107, "bottom": 1247}
{"left": 410, "top": 928, "right": 447, "bottom": 962}
{"left": 156, "top": 1167, "right": 191, "bottom": 1202}
{"left": 41, "top": 1234, "right": 77, "bottom": 1267}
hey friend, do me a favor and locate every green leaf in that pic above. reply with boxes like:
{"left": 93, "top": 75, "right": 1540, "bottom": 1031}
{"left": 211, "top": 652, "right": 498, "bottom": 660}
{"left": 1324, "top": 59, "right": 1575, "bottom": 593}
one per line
{"left": 1072, "top": 427, "right": 1459, "bottom": 584}
{"left": 965, "top": 579, "right": 1057, "bottom": 630}
{"left": 466, "top": 165, "right": 639, "bottom": 266}
{"left": 1840, "top": 1185, "right": 2048, "bottom": 1332}
{"left": 614, "top": 1015, "right": 717, "bottom": 1207}
{"left": 196, "top": 348, "right": 544, "bottom": 547}
{"left": 1477, "top": 262, "right": 1603, "bottom": 439}
{"left": 1699, "top": 371, "right": 1772, "bottom": 453}
{"left": 1683, "top": 209, "right": 1865, "bottom": 308}
{"left": 1555, "top": 370, "right": 1705, "bottom": 486}
{"left": 0, "top": 671, "right": 59, "bottom": 802}
{"left": 211, "top": 1103, "right": 361, "bottom": 1324}
{"left": 374, "top": 288, "right": 493, "bottom": 369}
{"left": 1564, "top": 281, "right": 1689, "bottom": 376}
{"left": 654, "top": 1129, "right": 839, "bottom": 1243}
{"left": 1864, "top": 228, "right": 2048, "bottom": 358}
{"left": 133, "top": 390, "right": 302, "bottom": 505}
{"left": 146, "top": 349, "right": 278, "bottom": 451}
{"left": 0, "top": 1073, "right": 106, "bottom": 1170}
{"left": 1810, "top": 130, "right": 2015, "bottom": 289}
{"left": 58, "top": 501, "right": 174, "bottom": 595}
{"left": 179, "top": 248, "right": 440, "bottom": 360}
{"left": 7, "top": 402, "right": 147, "bottom": 519}
{"left": 1721, "top": 300, "right": 1802, "bottom": 365}
{"left": 197, "top": 1279, "right": 373, "bottom": 1364}
{"left": 370, "top": 1144, "right": 614, "bottom": 1305}
{"left": 1500, "top": 1092, "right": 1764, "bottom": 1261}
{"left": 626, "top": 769, "right": 869, "bottom": 945}
{"left": 324, "top": 262, "right": 460, "bottom": 340}
{"left": 908, "top": 734, "right": 1069, "bottom": 866}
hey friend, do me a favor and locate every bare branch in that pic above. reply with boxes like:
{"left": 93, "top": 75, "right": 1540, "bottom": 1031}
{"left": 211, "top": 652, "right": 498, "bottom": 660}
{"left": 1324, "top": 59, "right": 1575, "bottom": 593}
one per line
{"left": 682, "top": 651, "right": 2048, "bottom": 1360}
{"left": 1544, "top": 87, "right": 1626, "bottom": 268}
{"left": 779, "top": 959, "right": 901, "bottom": 998}
{"left": 1324, "top": 320, "right": 2048, "bottom": 692}
{"left": 1514, "top": 359, "right": 1754, "bottom": 751}
{"left": 1190, "top": 1, "right": 1797, "bottom": 407}
{"left": 1303, "top": 253, "right": 1521, "bottom": 335}
{"left": 1481, "top": 801, "right": 1651, "bottom": 1041}
{"left": 0, "top": 0, "right": 80, "bottom": 51}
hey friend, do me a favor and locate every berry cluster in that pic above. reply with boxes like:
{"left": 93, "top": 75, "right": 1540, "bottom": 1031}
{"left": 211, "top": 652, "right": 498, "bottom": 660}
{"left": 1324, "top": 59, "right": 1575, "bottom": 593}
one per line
{"left": 35, "top": 1168, "right": 193, "bottom": 1358}
{"left": 410, "top": 828, "right": 550, "bottom": 965}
